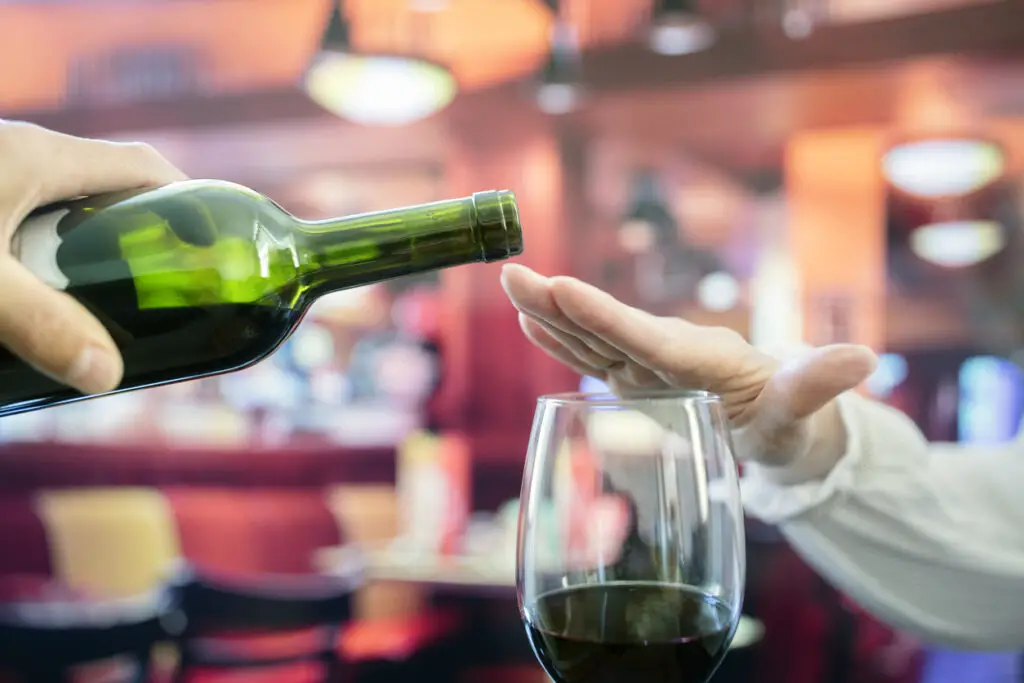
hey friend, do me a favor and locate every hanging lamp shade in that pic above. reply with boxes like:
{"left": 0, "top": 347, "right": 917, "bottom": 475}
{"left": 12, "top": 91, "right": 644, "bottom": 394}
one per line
{"left": 619, "top": 169, "right": 678, "bottom": 254}
{"left": 648, "top": 0, "right": 715, "bottom": 56}
{"left": 535, "top": 22, "right": 583, "bottom": 114}
{"left": 303, "top": 2, "right": 458, "bottom": 126}
{"left": 531, "top": 0, "right": 583, "bottom": 115}
{"left": 894, "top": 193, "right": 1009, "bottom": 269}
{"left": 909, "top": 219, "right": 1005, "bottom": 268}
{"left": 884, "top": 66, "right": 1006, "bottom": 199}
{"left": 882, "top": 137, "right": 1006, "bottom": 199}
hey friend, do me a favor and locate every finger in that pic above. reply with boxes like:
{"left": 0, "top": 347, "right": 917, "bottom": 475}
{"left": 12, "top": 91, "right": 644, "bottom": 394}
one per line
{"left": 522, "top": 311, "right": 667, "bottom": 391}
{"left": 529, "top": 316, "right": 621, "bottom": 370}
{"left": 609, "top": 361, "right": 666, "bottom": 389}
{"left": 1, "top": 123, "right": 187, "bottom": 210}
{"left": 38, "top": 134, "right": 187, "bottom": 204}
{"left": 758, "top": 344, "right": 878, "bottom": 422}
{"left": 550, "top": 274, "right": 763, "bottom": 374}
{"left": 731, "top": 345, "right": 876, "bottom": 467}
{"left": 0, "top": 256, "right": 122, "bottom": 394}
{"left": 519, "top": 314, "right": 606, "bottom": 379}
{"left": 501, "top": 264, "right": 626, "bottom": 361}
{"left": 547, "top": 274, "right": 679, "bottom": 365}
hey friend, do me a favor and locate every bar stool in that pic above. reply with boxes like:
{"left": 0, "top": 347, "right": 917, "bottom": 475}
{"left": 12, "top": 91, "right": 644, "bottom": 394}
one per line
{"left": 170, "top": 564, "right": 359, "bottom": 683}
{"left": 0, "top": 578, "right": 177, "bottom": 683}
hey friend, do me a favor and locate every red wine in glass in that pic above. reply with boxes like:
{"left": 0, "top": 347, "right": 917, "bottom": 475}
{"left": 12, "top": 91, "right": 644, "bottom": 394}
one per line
{"left": 524, "top": 581, "right": 735, "bottom": 683}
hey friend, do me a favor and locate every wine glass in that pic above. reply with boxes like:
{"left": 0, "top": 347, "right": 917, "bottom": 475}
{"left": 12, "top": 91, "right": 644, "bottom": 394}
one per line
{"left": 517, "top": 390, "right": 745, "bottom": 683}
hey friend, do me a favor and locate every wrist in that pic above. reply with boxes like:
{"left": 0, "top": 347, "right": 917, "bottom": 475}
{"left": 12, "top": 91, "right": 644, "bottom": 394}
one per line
{"left": 753, "top": 398, "right": 848, "bottom": 486}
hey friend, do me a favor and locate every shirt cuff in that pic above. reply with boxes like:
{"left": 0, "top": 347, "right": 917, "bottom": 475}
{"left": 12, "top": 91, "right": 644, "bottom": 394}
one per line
{"left": 740, "top": 392, "right": 865, "bottom": 524}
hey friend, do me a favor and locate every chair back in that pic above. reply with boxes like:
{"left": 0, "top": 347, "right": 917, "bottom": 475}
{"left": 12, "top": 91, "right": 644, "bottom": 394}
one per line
{"left": 0, "top": 583, "right": 177, "bottom": 683}
{"left": 172, "top": 565, "right": 360, "bottom": 683}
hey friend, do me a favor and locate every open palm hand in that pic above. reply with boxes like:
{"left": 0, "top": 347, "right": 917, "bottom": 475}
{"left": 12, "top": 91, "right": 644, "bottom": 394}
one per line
{"left": 501, "top": 264, "right": 877, "bottom": 467}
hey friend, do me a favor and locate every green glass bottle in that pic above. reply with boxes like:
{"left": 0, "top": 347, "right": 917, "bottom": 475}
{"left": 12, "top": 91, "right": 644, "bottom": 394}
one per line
{"left": 0, "top": 179, "right": 523, "bottom": 416}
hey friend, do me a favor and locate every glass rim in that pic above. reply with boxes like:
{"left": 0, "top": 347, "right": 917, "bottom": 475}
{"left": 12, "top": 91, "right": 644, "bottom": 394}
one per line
{"left": 537, "top": 389, "right": 721, "bottom": 407}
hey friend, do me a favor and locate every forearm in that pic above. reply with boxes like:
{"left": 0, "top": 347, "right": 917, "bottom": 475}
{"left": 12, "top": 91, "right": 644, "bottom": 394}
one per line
{"left": 779, "top": 494, "right": 1024, "bottom": 650}
{"left": 743, "top": 393, "right": 1024, "bottom": 649}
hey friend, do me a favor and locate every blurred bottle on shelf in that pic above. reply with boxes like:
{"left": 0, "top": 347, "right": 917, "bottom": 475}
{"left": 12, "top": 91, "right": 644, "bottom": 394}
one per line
{"left": 396, "top": 431, "right": 471, "bottom": 556}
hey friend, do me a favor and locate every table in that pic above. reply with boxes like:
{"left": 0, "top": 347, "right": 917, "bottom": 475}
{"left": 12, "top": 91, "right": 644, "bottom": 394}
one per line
{"left": 315, "top": 544, "right": 765, "bottom": 649}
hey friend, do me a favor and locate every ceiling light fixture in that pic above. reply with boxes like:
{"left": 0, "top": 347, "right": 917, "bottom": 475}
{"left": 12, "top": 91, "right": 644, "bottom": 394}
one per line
{"left": 534, "top": 0, "right": 583, "bottom": 115}
{"left": 882, "top": 138, "right": 1005, "bottom": 199}
{"left": 648, "top": 0, "right": 715, "bottom": 56}
{"left": 696, "top": 270, "right": 740, "bottom": 311}
{"left": 909, "top": 220, "right": 1006, "bottom": 268}
{"left": 535, "top": 24, "right": 583, "bottom": 115}
{"left": 303, "top": 2, "right": 458, "bottom": 127}
{"left": 620, "top": 169, "right": 676, "bottom": 254}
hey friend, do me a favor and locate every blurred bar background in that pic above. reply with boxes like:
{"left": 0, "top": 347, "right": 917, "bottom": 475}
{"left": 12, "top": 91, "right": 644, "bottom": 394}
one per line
{"left": 1, "top": 1, "right": 1024, "bottom": 682}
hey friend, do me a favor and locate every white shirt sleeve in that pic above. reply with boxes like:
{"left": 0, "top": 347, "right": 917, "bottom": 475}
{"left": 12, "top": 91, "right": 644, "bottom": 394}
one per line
{"left": 741, "top": 391, "right": 1024, "bottom": 650}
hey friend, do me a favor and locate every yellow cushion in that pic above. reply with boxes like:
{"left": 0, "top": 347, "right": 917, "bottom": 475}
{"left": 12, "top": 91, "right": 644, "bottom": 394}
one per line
{"left": 36, "top": 487, "right": 181, "bottom": 598}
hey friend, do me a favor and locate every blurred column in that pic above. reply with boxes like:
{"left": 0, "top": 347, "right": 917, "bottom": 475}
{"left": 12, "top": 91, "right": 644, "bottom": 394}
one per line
{"left": 748, "top": 184, "right": 803, "bottom": 351}
{"left": 785, "top": 129, "right": 887, "bottom": 351}
{"left": 436, "top": 87, "right": 580, "bottom": 452}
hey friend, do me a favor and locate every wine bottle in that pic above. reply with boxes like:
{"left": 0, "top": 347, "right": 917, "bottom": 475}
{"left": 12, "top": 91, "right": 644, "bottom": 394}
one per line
{"left": 0, "top": 179, "right": 523, "bottom": 417}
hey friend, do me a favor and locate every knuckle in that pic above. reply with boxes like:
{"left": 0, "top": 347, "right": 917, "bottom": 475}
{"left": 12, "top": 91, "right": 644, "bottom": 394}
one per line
{"left": 710, "top": 325, "right": 746, "bottom": 346}
{"left": 0, "top": 122, "right": 50, "bottom": 199}
{"left": 123, "top": 141, "right": 181, "bottom": 182}
{"left": 0, "top": 120, "right": 39, "bottom": 141}
{"left": 123, "top": 141, "right": 162, "bottom": 168}
{"left": 127, "top": 141, "right": 169, "bottom": 168}
{"left": 0, "top": 121, "right": 39, "bottom": 164}
{"left": 126, "top": 141, "right": 160, "bottom": 159}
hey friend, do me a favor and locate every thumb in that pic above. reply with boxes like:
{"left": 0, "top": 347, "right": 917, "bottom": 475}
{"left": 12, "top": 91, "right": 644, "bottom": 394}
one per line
{"left": 761, "top": 344, "right": 879, "bottom": 422}
{"left": 734, "top": 344, "right": 877, "bottom": 466}
{"left": 0, "top": 256, "right": 123, "bottom": 394}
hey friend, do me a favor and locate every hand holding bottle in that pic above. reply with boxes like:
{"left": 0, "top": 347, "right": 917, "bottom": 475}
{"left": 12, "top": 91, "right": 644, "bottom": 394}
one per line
{"left": 0, "top": 140, "right": 521, "bottom": 417}
{"left": 0, "top": 121, "right": 187, "bottom": 396}
{"left": 501, "top": 263, "right": 878, "bottom": 478}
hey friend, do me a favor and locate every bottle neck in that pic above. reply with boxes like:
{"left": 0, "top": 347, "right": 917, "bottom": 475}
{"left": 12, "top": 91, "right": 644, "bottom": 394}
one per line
{"left": 294, "top": 191, "right": 521, "bottom": 301}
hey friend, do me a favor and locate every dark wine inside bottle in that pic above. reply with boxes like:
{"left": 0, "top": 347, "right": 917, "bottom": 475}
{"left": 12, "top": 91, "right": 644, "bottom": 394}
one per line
{"left": 0, "top": 180, "right": 522, "bottom": 416}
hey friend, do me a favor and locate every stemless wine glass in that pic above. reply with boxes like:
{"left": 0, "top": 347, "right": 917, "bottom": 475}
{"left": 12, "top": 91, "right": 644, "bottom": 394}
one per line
{"left": 517, "top": 390, "right": 745, "bottom": 683}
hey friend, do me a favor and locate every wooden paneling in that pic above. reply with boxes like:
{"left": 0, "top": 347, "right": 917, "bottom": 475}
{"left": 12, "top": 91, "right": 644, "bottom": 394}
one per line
{"left": 9, "top": 0, "right": 1024, "bottom": 142}
{"left": 2, "top": 0, "right": 1001, "bottom": 113}
{"left": 13, "top": 88, "right": 328, "bottom": 138}
{"left": 786, "top": 128, "right": 887, "bottom": 349}
{"left": 0, "top": 0, "right": 553, "bottom": 112}
{"left": 885, "top": 297, "right": 974, "bottom": 347}
{"left": 0, "top": 0, "right": 328, "bottom": 111}
{"left": 581, "top": 1, "right": 1024, "bottom": 94}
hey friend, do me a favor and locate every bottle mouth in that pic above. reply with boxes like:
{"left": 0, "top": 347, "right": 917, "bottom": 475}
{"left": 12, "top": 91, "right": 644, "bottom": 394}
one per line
{"left": 472, "top": 190, "right": 524, "bottom": 262}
